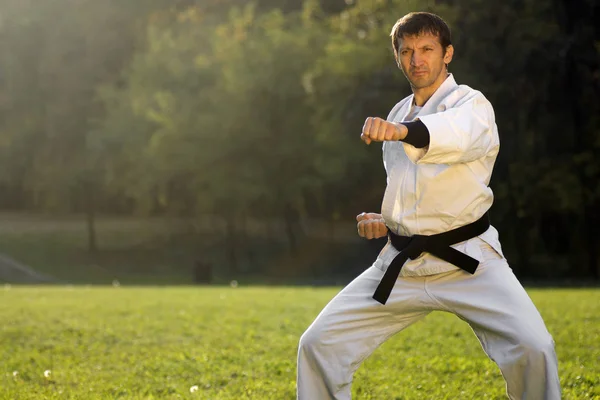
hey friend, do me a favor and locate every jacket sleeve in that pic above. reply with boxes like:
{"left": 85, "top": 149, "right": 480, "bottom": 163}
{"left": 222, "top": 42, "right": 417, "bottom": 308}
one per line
{"left": 402, "top": 93, "right": 500, "bottom": 164}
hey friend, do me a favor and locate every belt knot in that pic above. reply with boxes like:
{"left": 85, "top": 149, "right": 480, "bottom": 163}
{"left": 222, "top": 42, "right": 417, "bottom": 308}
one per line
{"left": 404, "top": 234, "right": 428, "bottom": 260}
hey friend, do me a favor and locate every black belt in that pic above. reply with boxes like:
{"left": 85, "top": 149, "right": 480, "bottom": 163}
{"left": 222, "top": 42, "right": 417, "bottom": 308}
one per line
{"left": 373, "top": 213, "right": 490, "bottom": 305}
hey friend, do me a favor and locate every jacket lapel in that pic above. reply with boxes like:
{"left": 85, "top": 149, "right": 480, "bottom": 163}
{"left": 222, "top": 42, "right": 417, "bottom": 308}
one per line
{"left": 415, "top": 73, "right": 458, "bottom": 118}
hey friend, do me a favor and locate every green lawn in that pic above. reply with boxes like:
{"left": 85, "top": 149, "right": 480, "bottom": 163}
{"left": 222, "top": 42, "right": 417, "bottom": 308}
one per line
{"left": 1, "top": 286, "right": 598, "bottom": 399}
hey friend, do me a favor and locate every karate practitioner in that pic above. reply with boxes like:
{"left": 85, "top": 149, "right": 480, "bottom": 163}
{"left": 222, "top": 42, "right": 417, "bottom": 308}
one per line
{"left": 297, "top": 12, "right": 561, "bottom": 400}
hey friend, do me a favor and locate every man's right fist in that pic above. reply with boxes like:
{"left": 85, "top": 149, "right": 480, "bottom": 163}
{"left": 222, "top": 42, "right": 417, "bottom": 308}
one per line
{"left": 356, "top": 212, "right": 388, "bottom": 239}
{"left": 361, "top": 117, "right": 407, "bottom": 145}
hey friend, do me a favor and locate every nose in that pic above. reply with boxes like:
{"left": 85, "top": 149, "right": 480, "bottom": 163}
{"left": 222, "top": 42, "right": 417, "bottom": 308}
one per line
{"left": 411, "top": 52, "right": 424, "bottom": 67}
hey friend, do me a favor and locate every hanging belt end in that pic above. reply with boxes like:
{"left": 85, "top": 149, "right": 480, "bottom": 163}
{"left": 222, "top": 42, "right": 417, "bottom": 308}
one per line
{"left": 372, "top": 293, "right": 387, "bottom": 305}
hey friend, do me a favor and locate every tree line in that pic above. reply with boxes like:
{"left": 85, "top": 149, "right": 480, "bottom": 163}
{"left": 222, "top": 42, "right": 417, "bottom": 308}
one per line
{"left": 0, "top": 0, "right": 597, "bottom": 280}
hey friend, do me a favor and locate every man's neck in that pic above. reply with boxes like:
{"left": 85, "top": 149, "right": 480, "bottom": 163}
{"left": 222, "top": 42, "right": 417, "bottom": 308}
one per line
{"left": 412, "top": 73, "right": 450, "bottom": 107}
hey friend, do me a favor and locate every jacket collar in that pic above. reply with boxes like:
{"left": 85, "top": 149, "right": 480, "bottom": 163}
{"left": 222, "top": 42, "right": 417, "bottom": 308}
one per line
{"left": 404, "top": 73, "right": 457, "bottom": 118}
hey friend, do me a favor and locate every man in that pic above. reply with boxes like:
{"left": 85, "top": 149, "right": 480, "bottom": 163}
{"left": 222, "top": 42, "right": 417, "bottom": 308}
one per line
{"left": 297, "top": 12, "right": 561, "bottom": 400}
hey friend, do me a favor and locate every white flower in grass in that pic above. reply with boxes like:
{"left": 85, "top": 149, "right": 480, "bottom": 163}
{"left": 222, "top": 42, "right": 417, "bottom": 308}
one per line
{"left": 44, "top": 370, "right": 51, "bottom": 378}
{"left": 12, "top": 371, "right": 18, "bottom": 377}
{"left": 190, "top": 385, "right": 199, "bottom": 393}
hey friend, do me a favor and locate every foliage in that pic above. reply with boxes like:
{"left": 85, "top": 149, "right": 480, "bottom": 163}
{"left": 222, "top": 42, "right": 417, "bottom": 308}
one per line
{"left": 0, "top": 0, "right": 598, "bottom": 278}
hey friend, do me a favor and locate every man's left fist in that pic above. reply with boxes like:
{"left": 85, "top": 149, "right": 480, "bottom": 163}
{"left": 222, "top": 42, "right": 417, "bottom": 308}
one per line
{"left": 361, "top": 117, "right": 408, "bottom": 145}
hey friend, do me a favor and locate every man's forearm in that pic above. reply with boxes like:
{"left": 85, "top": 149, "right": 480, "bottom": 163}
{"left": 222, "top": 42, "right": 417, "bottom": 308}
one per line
{"left": 401, "top": 120, "right": 430, "bottom": 148}
{"left": 361, "top": 117, "right": 429, "bottom": 146}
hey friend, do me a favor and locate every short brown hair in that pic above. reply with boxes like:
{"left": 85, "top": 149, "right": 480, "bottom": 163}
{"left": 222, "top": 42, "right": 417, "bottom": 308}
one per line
{"left": 390, "top": 12, "right": 452, "bottom": 60}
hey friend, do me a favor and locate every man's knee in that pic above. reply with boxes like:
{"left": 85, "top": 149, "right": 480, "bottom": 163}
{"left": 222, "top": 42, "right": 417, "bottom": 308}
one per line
{"left": 299, "top": 318, "right": 344, "bottom": 359}
{"left": 517, "top": 332, "right": 556, "bottom": 362}
{"left": 299, "top": 323, "right": 325, "bottom": 356}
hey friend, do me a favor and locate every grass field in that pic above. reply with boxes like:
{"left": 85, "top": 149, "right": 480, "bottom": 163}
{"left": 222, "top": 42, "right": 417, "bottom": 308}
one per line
{"left": 1, "top": 286, "right": 598, "bottom": 399}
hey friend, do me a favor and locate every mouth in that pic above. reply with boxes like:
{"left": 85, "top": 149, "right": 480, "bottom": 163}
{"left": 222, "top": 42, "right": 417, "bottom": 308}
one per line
{"left": 411, "top": 70, "right": 428, "bottom": 77}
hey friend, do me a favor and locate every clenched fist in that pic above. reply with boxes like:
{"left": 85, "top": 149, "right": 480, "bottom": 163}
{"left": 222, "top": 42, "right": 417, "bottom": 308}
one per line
{"left": 356, "top": 212, "right": 388, "bottom": 239}
{"left": 361, "top": 117, "right": 408, "bottom": 145}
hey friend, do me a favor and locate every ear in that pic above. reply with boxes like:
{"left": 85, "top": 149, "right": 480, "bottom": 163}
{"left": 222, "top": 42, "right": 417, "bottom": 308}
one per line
{"left": 443, "top": 44, "right": 454, "bottom": 65}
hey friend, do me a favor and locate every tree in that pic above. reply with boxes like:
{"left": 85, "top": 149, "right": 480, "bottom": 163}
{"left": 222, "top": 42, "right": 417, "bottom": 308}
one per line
{"left": 0, "top": 0, "right": 169, "bottom": 251}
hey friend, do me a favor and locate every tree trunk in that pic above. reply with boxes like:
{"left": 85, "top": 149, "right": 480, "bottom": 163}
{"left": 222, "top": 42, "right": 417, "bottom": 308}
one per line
{"left": 283, "top": 203, "right": 298, "bottom": 254}
{"left": 584, "top": 205, "right": 600, "bottom": 280}
{"left": 85, "top": 182, "right": 98, "bottom": 254}
{"left": 240, "top": 213, "right": 253, "bottom": 272}
{"left": 265, "top": 217, "right": 276, "bottom": 242}
{"left": 225, "top": 216, "right": 238, "bottom": 275}
{"left": 328, "top": 214, "right": 336, "bottom": 243}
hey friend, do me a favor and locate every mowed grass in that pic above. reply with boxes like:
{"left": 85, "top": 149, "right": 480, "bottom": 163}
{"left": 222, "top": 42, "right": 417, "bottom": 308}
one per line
{"left": 1, "top": 286, "right": 598, "bottom": 400}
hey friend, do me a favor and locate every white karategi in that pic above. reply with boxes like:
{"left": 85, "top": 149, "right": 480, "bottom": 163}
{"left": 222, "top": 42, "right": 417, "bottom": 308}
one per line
{"left": 297, "top": 74, "right": 561, "bottom": 399}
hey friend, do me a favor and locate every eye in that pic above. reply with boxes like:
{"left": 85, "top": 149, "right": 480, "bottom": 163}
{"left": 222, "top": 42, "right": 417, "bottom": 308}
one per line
{"left": 424, "top": 48, "right": 433, "bottom": 52}
{"left": 401, "top": 50, "right": 409, "bottom": 55}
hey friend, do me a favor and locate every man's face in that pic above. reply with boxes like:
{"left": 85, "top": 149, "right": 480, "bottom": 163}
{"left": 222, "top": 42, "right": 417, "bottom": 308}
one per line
{"left": 397, "top": 33, "right": 453, "bottom": 90}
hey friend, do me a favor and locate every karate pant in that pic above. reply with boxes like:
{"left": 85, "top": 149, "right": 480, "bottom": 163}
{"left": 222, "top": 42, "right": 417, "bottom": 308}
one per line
{"left": 297, "top": 245, "right": 561, "bottom": 399}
